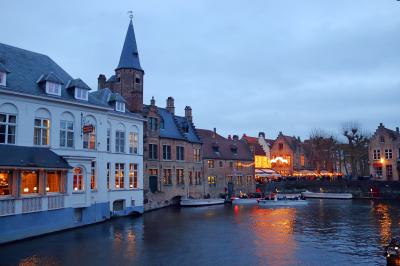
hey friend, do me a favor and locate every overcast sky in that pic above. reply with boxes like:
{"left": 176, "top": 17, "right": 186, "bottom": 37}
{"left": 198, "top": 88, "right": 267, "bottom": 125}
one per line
{"left": 1, "top": 0, "right": 400, "bottom": 140}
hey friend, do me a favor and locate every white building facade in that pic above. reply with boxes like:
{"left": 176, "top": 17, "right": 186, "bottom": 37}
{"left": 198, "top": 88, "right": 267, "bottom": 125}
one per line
{"left": 0, "top": 43, "right": 144, "bottom": 244}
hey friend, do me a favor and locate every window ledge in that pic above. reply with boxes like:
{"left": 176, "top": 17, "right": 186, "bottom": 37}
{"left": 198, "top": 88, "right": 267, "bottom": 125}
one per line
{"left": 91, "top": 189, "right": 98, "bottom": 193}
{"left": 72, "top": 191, "right": 85, "bottom": 194}
{"left": 0, "top": 196, "right": 14, "bottom": 201}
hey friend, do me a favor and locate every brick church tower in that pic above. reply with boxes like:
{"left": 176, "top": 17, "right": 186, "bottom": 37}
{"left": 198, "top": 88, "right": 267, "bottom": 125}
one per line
{"left": 98, "top": 17, "right": 144, "bottom": 113}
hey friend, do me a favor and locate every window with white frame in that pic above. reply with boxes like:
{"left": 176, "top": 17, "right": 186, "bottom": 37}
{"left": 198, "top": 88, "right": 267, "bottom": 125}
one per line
{"left": 107, "top": 127, "right": 111, "bottom": 152}
{"left": 34, "top": 118, "right": 50, "bottom": 146}
{"left": 373, "top": 150, "right": 381, "bottom": 160}
{"left": 60, "top": 120, "right": 74, "bottom": 148}
{"left": 129, "top": 132, "right": 138, "bottom": 154}
{"left": 0, "top": 72, "right": 6, "bottom": 86}
{"left": 129, "top": 163, "right": 138, "bottom": 189}
{"left": 73, "top": 167, "right": 84, "bottom": 192}
{"left": 75, "top": 88, "right": 88, "bottom": 101}
{"left": 115, "top": 163, "right": 125, "bottom": 189}
{"left": 385, "top": 149, "right": 393, "bottom": 159}
{"left": 0, "top": 113, "right": 16, "bottom": 144}
{"left": 83, "top": 125, "right": 96, "bottom": 150}
{"left": 116, "top": 102, "right": 125, "bottom": 112}
{"left": 115, "top": 130, "right": 125, "bottom": 153}
{"left": 91, "top": 161, "right": 96, "bottom": 190}
{"left": 46, "top": 82, "right": 61, "bottom": 96}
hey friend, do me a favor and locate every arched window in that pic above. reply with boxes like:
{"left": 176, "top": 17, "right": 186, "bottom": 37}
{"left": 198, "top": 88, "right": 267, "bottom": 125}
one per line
{"left": 0, "top": 103, "right": 18, "bottom": 144}
{"left": 83, "top": 116, "right": 96, "bottom": 150}
{"left": 128, "top": 125, "right": 139, "bottom": 154}
{"left": 34, "top": 108, "right": 51, "bottom": 146}
{"left": 73, "top": 167, "right": 84, "bottom": 191}
{"left": 115, "top": 123, "right": 126, "bottom": 153}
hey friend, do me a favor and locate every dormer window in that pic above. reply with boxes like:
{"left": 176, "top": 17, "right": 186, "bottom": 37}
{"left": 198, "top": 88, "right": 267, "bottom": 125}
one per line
{"left": 116, "top": 102, "right": 125, "bottom": 112}
{"left": 0, "top": 72, "right": 6, "bottom": 86}
{"left": 75, "top": 87, "right": 88, "bottom": 101}
{"left": 46, "top": 82, "right": 61, "bottom": 96}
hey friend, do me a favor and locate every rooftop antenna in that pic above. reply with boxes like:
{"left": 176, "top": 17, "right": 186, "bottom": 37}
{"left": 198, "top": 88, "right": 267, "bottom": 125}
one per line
{"left": 127, "top": 10, "right": 133, "bottom": 20}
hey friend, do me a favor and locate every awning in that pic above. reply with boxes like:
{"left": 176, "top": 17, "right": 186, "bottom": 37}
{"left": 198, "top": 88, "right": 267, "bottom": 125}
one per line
{"left": 0, "top": 145, "right": 72, "bottom": 169}
{"left": 373, "top": 162, "right": 382, "bottom": 168}
{"left": 256, "top": 169, "right": 281, "bottom": 178}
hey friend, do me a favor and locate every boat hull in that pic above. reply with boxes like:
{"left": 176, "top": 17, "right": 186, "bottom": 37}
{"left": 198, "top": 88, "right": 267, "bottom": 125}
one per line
{"left": 180, "top": 198, "right": 225, "bottom": 207}
{"left": 301, "top": 191, "right": 353, "bottom": 199}
{"left": 258, "top": 199, "right": 308, "bottom": 207}
{"left": 232, "top": 198, "right": 259, "bottom": 205}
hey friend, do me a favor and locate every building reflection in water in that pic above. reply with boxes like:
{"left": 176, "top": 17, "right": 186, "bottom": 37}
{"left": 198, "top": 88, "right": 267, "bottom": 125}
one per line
{"left": 249, "top": 207, "right": 297, "bottom": 266}
{"left": 373, "top": 203, "right": 392, "bottom": 246}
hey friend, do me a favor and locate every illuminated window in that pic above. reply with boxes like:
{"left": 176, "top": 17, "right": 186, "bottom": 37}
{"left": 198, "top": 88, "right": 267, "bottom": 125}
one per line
{"left": 148, "top": 168, "right": 158, "bottom": 176}
{"left": 83, "top": 125, "right": 96, "bottom": 150}
{"left": 208, "top": 160, "right": 214, "bottom": 168}
{"left": 208, "top": 176, "right": 216, "bottom": 186}
{"left": 73, "top": 167, "right": 84, "bottom": 192}
{"left": 60, "top": 120, "right": 74, "bottom": 148}
{"left": 195, "top": 172, "right": 201, "bottom": 185}
{"left": 194, "top": 149, "right": 201, "bottom": 162}
{"left": 300, "top": 155, "right": 305, "bottom": 167}
{"left": 163, "top": 169, "right": 172, "bottom": 185}
{"left": 21, "top": 171, "right": 39, "bottom": 194}
{"left": 91, "top": 161, "right": 96, "bottom": 190}
{"left": 129, "top": 163, "right": 138, "bottom": 189}
{"left": 176, "top": 169, "right": 184, "bottom": 185}
{"left": 46, "top": 171, "right": 61, "bottom": 193}
{"left": 34, "top": 118, "right": 50, "bottom": 146}
{"left": 236, "top": 175, "right": 243, "bottom": 185}
{"left": 0, "top": 170, "right": 12, "bottom": 196}
{"left": 0, "top": 113, "right": 16, "bottom": 144}
{"left": 115, "top": 163, "right": 125, "bottom": 189}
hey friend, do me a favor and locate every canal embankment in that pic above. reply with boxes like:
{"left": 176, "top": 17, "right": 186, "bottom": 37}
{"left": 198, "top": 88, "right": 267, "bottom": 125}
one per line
{"left": 263, "top": 180, "right": 400, "bottom": 199}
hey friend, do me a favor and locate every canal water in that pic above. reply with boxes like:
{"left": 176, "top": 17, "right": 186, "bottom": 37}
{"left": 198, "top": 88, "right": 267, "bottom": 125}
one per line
{"left": 1, "top": 199, "right": 400, "bottom": 266}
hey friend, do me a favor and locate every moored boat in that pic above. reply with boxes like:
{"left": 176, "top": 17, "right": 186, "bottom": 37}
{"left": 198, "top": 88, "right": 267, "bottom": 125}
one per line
{"left": 232, "top": 198, "right": 259, "bottom": 205}
{"left": 180, "top": 198, "right": 225, "bottom": 207}
{"left": 258, "top": 198, "right": 308, "bottom": 207}
{"left": 301, "top": 190, "right": 353, "bottom": 199}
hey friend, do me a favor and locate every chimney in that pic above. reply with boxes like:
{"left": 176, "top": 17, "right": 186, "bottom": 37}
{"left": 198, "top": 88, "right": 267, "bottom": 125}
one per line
{"left": 185, "top": 106, "right": 192, "bottom": 122}
{"left": 166, "top": 97, "right": 175, "bottom": 114}
{"left": 233, "top": 135, "right": 239, "bottom": 141}
{"left": 379, "top": 123, "right": 384, "bottom": 128}
{"left": 98, "top": 74, "right": 106, "bottom": 90}
{"left": 259, "top": 132, "right": 265, "bottom": 138}
{"left": 213, "top": 128, "right": 216, "bottom": 138}
{"left": 150, "top": 96, "right": 155, "bottom": 106}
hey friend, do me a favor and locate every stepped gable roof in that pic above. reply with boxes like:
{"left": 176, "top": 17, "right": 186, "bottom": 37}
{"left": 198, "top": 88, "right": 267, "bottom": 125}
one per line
{"left": 116, "top": 20, "right": 142, "bottom": 71}
{"left": 376, "top": 126, "right": 399, "bottom": 141}
{"left": 275, "top": 133, "right": 302, "bottom": 152}
{"left": 0, "top": 145, "right": 71, "bottom": 169}
{"left": 242, "top": 134, "right": 266, "bottom": 156}
{"left": 143, "top": 104, "right": 201, "bottom": 143}
{"left": 197, "top": 129, "right": 253, "bottom": 161}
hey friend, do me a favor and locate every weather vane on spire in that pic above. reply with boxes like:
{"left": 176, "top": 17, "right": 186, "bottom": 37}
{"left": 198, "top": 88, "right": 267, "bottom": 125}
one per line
{"left": 127, "top": 10, "right": 133, "bottom": 20}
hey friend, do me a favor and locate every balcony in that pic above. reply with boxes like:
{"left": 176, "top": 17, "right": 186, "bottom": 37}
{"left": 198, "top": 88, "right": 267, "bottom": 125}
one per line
{"left": 0, "top": 194, "right": 66, "bottom": 216}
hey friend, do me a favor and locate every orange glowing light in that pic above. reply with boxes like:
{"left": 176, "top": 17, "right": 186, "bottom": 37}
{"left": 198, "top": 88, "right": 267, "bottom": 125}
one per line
{"left": 271, "top": 157, "right": 289, "bottom": 164}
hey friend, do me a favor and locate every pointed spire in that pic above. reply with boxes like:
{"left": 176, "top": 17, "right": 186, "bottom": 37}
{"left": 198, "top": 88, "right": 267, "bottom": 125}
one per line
{"left": 116, "top": 16, "right": 143, "bottom": 71}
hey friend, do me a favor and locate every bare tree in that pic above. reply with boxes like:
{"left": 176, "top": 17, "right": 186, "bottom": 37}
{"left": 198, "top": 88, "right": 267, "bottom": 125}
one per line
{"left": 340, "top": 121, "right": 370, "bottom": 178}
{"left": 305, "top": 129, "right": 339, "bottom": 172}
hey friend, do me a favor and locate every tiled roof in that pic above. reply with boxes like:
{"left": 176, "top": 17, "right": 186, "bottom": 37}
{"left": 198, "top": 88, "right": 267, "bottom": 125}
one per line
{"left": 66, "top": 78, "right": 91, "bottom": 90}
{"left": 0, "top": 145, "right": 71, "bottom": 169}
{"left": 116, "top": 20, "right": 142, "bottom": 71}
{"left": 0, "top": 61, "right": 10, "bottom": 73}
{"left": 242, "top": 135, "right": 266, "bottom": 156}
{"left": 0, "top": 42, "right": 143, "bottom": 120}
{"left": 197, "top": 129, "right": 253, "bottom": 161}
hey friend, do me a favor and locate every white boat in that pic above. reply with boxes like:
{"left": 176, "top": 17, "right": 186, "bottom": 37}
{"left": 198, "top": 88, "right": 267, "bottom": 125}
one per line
{"left": 258, "top": 198, "right": 308, "bottom": 207}
{"left": 301, "top": 191, "right": 353, "bottom": 199}
{"left": 180, "top": 198, "right": 225, "bottom": 207}
{"left": 232, "top": 198, "right": 259, "bottom": 205}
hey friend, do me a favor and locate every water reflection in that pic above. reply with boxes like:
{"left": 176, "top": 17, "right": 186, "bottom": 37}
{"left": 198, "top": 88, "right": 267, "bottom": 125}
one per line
{"left": 251, "top": 207, "right": 297, "bottom": 266}
{"left": 373, "top": 202, "right": 392, "bottom": 246}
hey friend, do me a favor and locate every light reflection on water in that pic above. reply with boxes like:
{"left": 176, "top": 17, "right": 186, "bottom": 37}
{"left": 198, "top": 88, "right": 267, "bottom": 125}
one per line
{"left": 1, "top": 200, "right": 400, "bottom": 266}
